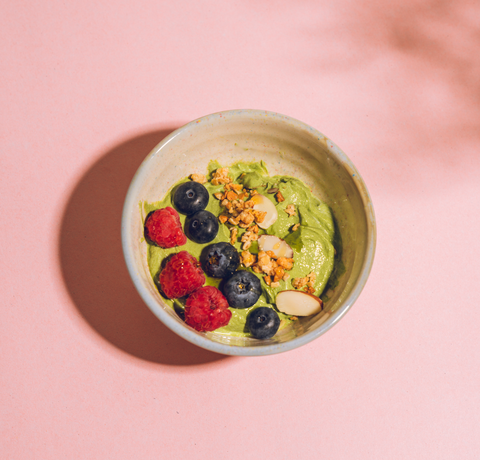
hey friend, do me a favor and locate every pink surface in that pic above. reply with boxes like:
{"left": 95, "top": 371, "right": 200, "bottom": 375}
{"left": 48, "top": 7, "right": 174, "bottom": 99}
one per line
{"left": 2, "top": 1, "right": 480, "bottom": 458}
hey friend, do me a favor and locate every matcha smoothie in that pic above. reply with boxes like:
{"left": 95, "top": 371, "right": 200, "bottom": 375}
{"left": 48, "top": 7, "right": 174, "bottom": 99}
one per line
{"left": 143, "top": 161, "right": 338, "bottom": 337}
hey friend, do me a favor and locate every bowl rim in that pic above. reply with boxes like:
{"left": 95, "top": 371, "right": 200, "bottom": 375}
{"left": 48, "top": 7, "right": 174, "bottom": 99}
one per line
{"left": 121, "top": 109, "right": 376, "bottom": 356}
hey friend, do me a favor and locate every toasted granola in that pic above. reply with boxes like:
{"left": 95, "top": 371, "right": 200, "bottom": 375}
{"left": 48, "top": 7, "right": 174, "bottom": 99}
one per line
{"left": 190, "top": 173, "right": 207, "bottom": 184}
{"left": 240, "top": 250, "right": 256, "bottom": 268}
{"left": 238, "top": 210, "right": 255, "bottom": 226}
{"left": 285, "top": 204, "right": 296, "bottom": 217}
{"left": 211, "top": 168, "right": 232, "bottom": 185}
{"left": 292, "top": 271, "right": 317, "bottom": 294}
{"left": 226, "top": 190, "right": 238, "bottom": 201}
{"left": 256, "top": 251, "right": 276, "bottom": 275}
{"left": 225, "top": 183, "right": 243, "bottom": 191}
{"left": 249, "top": 250, "right": 295, "bottom": 286}
{"left": 253, "top": 210, "right": 267, "bottom": 223}
{"left": 230, "top": 227, "right": 238, "bottom": 245}
{"left": 277, "top": 257, "right": 294, "bottom": 270}
{"left": 240, "top": 230, "right": 258, "bottom": 250}
{"left": 214, "top": 182, "right": 275, "bottom": 239}
{"left": 292, "top": 276, "right": 308, "bottom": 290}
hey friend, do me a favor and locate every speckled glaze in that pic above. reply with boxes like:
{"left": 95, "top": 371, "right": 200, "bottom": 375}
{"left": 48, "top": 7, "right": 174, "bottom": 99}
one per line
{"left": 122, "top": 109, "right": 376, "bottom": 356}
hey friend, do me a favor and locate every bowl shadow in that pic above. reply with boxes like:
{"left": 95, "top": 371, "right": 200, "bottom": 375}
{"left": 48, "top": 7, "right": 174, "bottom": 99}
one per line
{"left": 58, "top": 128, "right": 230, "bottom": 366}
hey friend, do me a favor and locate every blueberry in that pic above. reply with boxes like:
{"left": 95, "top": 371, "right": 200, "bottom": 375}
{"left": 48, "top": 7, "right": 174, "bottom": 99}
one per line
{"left": 185, "top": 210, "right": 219, "bottom": 244}
{"left": 173, "top": 181, "right": 209, "bottom": 216}
{"left": 247, "top": 307, "right": 280, "bottom": 339}
{"left": 201, "top": 242, "right": 240, "bottom": 278}
{"left": 223, "top": 271, "right": 262, "bottom": 309}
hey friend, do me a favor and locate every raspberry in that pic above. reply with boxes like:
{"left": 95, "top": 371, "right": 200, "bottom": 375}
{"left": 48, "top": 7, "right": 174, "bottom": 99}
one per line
{"left": 144, "top": 207, "right": 187, "bottom": 248}
{"left": 159, "top": 251, "right": 205, "bottom": 298}
{"left": 184, "top": 286, "right": 232, "bottom": 332}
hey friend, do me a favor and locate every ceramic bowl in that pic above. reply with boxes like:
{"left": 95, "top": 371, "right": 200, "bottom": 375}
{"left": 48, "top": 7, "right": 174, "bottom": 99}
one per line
{"left": 122, "top": 109, "right": 376, "bottom": 356}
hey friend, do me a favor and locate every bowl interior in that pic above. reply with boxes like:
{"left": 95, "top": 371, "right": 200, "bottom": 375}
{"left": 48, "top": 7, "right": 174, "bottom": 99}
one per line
{"left": 122, "top": 110, "right": 375, "bottom": 355}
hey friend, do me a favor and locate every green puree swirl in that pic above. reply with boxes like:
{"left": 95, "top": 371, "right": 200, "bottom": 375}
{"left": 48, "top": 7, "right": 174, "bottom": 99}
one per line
{"left": 143, "top": 161, "right": 337, "bottom": 337}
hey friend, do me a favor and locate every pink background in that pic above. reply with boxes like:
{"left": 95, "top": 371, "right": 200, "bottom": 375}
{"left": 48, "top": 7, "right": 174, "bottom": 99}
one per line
{"left": 2, "top": 1, "right": 480, "bottom": 458}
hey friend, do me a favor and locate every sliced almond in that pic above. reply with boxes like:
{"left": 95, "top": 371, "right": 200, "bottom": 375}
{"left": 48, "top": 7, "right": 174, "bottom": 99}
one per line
{"left": 275, "top": 290, "right": 323, "bottom": 316}
{"left": 250, "top": 194, "right": 278, "bottom": 229}
{"left": 258, "top": 235, "right": 294, "bottom": 258}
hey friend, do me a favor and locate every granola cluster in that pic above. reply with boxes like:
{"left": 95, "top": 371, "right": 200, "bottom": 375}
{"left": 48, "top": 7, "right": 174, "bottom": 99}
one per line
{"left": 212, "top": 181, "right": 267, "bottom": 249}
{"left": 285, "top": 204, "right": 296, "bottom": 217}
{"left": 189, "top": 173, "right": 207, "bottom": 184}
{"left": 292, "top": 272, "right": 317, "bottom": 295}
{"left": 240, "top": 250, "right": 294, "bottom": 288}
{"left": 211, "top": 168, "right": 232, "bottom": 185}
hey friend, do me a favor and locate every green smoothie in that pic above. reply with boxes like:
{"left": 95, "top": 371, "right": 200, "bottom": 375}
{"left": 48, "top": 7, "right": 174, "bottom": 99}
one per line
{"left": 143, "top": 161, "right": 339, "bottom": 337}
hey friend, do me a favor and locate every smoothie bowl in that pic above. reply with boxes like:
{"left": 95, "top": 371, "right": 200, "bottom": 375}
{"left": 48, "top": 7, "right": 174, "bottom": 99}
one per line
{"left": 122, "top": 110, "right": 376, "bottom": 356}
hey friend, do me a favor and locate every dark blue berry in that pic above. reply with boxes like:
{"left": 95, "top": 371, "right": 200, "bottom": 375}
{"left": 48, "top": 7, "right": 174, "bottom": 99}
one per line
{"left": 247, "top": 307, "right": 280, "bottom": 339}
{"left": 201, "top": 242, "right": 240, "bottom": 278}
{"left": 173, "top": 181, "right": 209, "bottom": 216}
{"left": 185, "top": 210, "right": 219, "bottom": 244}
{"left": 223, "top": 271, "right": 262, "bottom": 309}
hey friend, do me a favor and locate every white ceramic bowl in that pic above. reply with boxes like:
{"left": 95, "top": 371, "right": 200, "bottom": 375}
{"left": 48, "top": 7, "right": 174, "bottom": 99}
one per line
{"left": 122, "top": 109, "right": 376, "bottom": 356}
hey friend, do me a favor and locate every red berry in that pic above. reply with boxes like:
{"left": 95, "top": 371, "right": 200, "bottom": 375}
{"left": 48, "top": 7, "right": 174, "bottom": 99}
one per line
{"left": 184, "top": 286, "right": 232, "bottom": 332}
{"left": 144, "top": 207, "right": 187, "bottom": 248}
{"left": 159, "top": 251, "right": 205, "bottom": 299}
